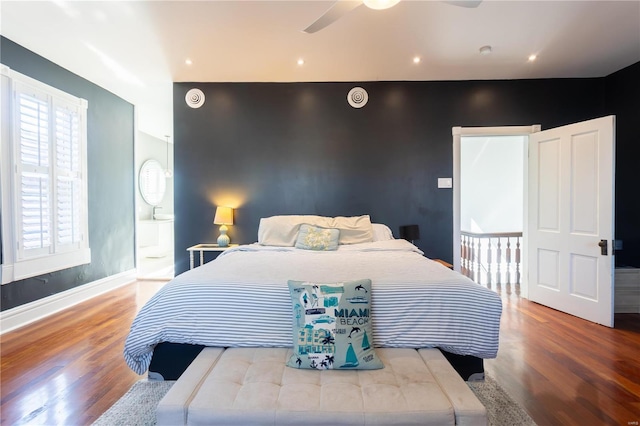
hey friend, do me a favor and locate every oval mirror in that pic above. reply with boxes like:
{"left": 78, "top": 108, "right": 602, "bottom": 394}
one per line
{"left": 139, "top": 159, "right": 166, "bottom": 206}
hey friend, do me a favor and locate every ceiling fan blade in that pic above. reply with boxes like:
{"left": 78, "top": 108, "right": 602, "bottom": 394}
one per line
{"left": 303, "top": 0, "right": 364, "bottom": 34}
{"left": 443, "top": 0, "right": 482, "bottom": 8}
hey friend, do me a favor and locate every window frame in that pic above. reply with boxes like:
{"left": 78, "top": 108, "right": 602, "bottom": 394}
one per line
{"left": 1, "top": 64, "right": 90, "bottom": 285}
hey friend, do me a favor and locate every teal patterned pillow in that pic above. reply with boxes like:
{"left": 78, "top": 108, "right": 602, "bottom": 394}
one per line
{"left": 287, "top": 279, "right": 383, "bottom": 370}
{"left": 295, "top": 224, "right": 340, "bottom": 251}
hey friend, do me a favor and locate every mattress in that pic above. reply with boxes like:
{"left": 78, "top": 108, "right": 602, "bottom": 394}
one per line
{"left": 124, "top": 240, "right": 502, "bottom": 375}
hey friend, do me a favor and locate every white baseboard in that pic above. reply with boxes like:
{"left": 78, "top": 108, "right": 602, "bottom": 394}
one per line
{"left": 0, "top": 269, "right": 137, "bottom": 334}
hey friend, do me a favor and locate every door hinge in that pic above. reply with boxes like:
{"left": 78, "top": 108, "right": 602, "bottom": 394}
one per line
{"left": 612, "top": 239, "right": 620, "bottom": 255}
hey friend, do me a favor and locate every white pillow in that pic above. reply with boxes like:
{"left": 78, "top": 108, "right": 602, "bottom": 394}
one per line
{"left": 371, "top": 223, "right": 394, "bottom": 241}
{"left": 258, "top": 215, "right": 317, "bottom": 247}
{"left": 258, "top": 215, "right": 374, "bottom": 246}
{"left": 331, "top": 215, "right": 374, "bottom": 245}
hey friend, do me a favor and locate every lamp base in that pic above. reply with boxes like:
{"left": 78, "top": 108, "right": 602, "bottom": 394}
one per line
{"left": 217, "top": 225, "right": 230, "bottom": 247}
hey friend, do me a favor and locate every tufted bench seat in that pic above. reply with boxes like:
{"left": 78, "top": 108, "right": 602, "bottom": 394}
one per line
{"left": 157, "top": 347, "right": 487, "bottom": 425}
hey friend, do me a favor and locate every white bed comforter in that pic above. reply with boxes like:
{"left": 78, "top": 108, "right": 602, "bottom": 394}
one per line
{"left": 124, "top": 240, "right": 502, "bottom": 374}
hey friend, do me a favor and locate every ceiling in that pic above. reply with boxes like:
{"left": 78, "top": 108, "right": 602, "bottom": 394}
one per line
{"left": 2, "top": 1, "right": 639, "bottom": 139}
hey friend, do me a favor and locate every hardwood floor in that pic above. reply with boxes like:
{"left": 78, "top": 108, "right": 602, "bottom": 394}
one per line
{"left": 0, "top": 281, "right": 165, "bottom": 425}
{"left": 486, "top": 283, "right": 640, "bottom": 425}
{"left": 1, "top": 279, "right": 639, "bottom": 425}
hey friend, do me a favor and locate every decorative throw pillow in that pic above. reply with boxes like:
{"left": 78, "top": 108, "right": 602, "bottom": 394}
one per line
{"left": 295, "top": 224, "right": 340, "bottom": 251}
{"left": 287, "top": 279, "right": 383, "bottom": 370}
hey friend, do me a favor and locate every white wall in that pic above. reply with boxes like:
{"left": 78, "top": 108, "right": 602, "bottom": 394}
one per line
{"left": 460, "top": 135, "right": 525, "bottom": 233}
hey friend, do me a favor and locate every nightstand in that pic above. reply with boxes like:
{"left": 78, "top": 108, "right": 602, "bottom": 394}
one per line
{"left": 433, "top": 259, "right": 453, "bottom": 269}
{"left": 187, "top": 244, "right": 238, "bottom": 269}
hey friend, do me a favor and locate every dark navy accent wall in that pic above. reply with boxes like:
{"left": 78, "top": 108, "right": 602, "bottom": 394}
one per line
{"left": 605, "top": 62, "right": 640, "bottom": 267}
{"left": 173, "top": 78, "right": 611, "bottom": 275}
{"left": 0, "top": 37, "right": 136, "bottom": 311}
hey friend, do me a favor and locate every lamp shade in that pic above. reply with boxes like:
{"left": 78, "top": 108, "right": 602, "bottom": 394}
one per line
{"left": 213, "top": 206, "right": 233, "bottom": 225}
{"left": 399, "top": 224, "right": 420, "bottom": 242}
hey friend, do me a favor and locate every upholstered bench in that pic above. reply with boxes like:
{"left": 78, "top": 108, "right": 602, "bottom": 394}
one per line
{"left": 157, "top": 347, "right": 486, "bottom": 425}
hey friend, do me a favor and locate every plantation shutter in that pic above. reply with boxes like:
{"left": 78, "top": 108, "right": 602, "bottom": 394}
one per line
{"left": 15, "top": 85, "right": 85, "bottom": 259}
{"left": 55, "top": 102, "right": 82, "bottom": 248}
{"left": 17, "top": 88, "right": 51, "bottom": 257}
{"left": 2, "top": 64, "right": 90, "bottom": 283}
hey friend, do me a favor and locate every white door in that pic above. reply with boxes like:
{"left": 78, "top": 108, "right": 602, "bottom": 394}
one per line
{"left": 528, "top": 116, "right": 615, "bottom": 327}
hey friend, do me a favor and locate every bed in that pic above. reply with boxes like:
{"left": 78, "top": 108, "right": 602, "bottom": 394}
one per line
{"left": 124, "top": 216, "right": 502, "bottom": 381}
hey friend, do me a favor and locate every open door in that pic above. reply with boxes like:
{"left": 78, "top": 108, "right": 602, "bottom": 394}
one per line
{"left": 528, "top": 116, "right": 615, "bottom": 327}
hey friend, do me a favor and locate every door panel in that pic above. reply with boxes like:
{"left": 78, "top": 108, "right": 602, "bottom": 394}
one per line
{"left": 538, "top": 137, "right": 561, "bottom": 231}
{"left": 570, "top": 254, "right": 598, "bottom": 300}
{"left": 537, "top": 249, "right": 559, "bottom": 290}
{"left": 528, "top": 116, "right": 615, "bottom": 327}
{"left": 571, "top": 131, "right": 599, "bottom": 234}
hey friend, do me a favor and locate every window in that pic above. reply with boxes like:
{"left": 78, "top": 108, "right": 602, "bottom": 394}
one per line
{"left": 1, "top": 65, "right": 90, "bottom": 284}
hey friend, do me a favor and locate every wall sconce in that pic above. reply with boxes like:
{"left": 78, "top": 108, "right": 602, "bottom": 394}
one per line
{"left": 399, "top": 224, "right": 420, "bottom": 244}
{"left": 213, "top": 206, "right": 234, "bottom": 247}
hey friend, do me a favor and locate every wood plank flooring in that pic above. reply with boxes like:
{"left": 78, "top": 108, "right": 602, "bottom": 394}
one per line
{"left": 0, "top": 281, "right": 165, "bottom": 425}
{"left": 486, "top": 284, "right": 640, "bottom": 425}
{"left": 1, "top": 280, "right": 639, "bottom": 425}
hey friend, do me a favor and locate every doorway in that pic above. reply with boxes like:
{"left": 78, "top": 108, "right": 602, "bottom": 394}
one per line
{"left": 453, "top": 117, "right": 616, "bottom": 327}
{"left": 135, "top": 132, "right": 175, "bottom": 280}
{"left": 453, "top": 125, "right": 540, "bottom": 298}
{"left": 460, "top": 134, "right": 526, "bottom": 290}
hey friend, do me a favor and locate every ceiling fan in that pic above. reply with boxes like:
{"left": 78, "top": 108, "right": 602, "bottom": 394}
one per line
{"left": 303, "top": 0, "right": 482, "bottom": 34}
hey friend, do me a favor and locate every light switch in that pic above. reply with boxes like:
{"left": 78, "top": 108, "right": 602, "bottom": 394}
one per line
{"left": 438, "top": 178, "right": 453, "bottom": 188}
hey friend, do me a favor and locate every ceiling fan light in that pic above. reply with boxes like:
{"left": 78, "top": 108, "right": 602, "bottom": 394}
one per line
{"left": 363, "top": 0, "right": 401, "bottom": 10}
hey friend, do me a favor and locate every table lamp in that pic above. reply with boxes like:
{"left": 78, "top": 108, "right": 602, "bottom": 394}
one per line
{"left": 213, "top": 206, "right": 233, "bottom": 247}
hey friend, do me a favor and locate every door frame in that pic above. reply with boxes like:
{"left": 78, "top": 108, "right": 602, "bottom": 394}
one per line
{"left": 452, "top": 125, "right": 540, "bottom": 298}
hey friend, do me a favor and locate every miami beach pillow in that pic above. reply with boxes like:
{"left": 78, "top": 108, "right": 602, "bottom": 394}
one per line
{"left": 287, "top": 279, "right": 383, "bottom": 370}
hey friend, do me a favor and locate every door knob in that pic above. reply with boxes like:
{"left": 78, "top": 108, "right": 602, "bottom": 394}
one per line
{"left": 598, "top": 239, "right": 608, "bottom": 256}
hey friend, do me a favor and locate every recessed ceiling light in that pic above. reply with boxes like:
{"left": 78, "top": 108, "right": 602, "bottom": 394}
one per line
{"left": 413, "top": 56, "right": 421, "bottom": 64}
{"left": 479, "top": 45, "right": 492, "bottom": 55}
{"left": 528, "top": 54, "right": 537, "bottom": 62}
{"left": 185, "top": 58, "right": 193, "bottom": 66}
{"left": 297, "top": 58, "right": 305, "bottom": 66}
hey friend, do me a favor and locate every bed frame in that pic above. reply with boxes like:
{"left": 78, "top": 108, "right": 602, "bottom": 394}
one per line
{"left": 147, "top": 342, "right": 485, "bottom": 382}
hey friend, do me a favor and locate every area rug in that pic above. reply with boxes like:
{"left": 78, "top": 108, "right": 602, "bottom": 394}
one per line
{"left": 468, "top": 376, "right": 537, "bottom": 426}
{"left": 93, "top": 376, "right": 536, "bottom": 426}
{"left": 92, "top": 381, "right": 174, "bottom": 426}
